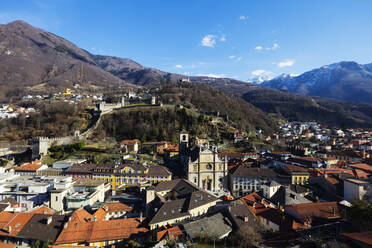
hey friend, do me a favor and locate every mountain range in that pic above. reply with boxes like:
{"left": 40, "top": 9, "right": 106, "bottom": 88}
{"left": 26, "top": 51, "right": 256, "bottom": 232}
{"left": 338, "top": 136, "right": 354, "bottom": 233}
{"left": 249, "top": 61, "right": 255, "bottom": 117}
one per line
{"left": 259, "top": 61, "right": 372, "bottom": 103}
{"left": 1, "top": 20, "right": 372, "bottom": 128}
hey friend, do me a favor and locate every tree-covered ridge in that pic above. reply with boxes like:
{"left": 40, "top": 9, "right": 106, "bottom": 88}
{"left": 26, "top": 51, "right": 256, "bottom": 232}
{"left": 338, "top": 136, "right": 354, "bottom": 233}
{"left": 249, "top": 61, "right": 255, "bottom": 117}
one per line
{"left": 156, "top": 82, "right": 277, "bottom": 133}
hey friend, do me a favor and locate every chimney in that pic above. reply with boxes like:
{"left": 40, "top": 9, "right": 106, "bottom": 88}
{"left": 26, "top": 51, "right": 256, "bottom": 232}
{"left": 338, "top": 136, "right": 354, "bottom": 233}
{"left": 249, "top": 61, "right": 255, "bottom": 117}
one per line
{"left": 63, "top": 222, "right": 68, "bottom": 229}
{"left": 140, "top": 211, "right": 143, "bottom": 222}
{"left": 7, "top": 226, "right": 12, "bottom": 233}
{"left": 47, "top": 216, "right": 52, "bottom": 225}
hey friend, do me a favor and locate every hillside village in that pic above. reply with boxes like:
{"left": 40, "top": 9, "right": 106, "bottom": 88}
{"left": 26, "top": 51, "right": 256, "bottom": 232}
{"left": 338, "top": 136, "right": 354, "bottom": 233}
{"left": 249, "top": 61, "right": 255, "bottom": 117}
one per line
{"left": 0, "top": 117, "right": 371, "bottom": 247}
{"left": 1, "top": 12, "right": 372, "bottom": 248}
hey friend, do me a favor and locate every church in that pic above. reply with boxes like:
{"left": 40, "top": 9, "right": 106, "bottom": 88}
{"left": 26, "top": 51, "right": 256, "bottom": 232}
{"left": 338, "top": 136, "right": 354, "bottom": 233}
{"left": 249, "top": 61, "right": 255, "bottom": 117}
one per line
{"left": 179, "top": 131, "right": 228, "bottom": 194}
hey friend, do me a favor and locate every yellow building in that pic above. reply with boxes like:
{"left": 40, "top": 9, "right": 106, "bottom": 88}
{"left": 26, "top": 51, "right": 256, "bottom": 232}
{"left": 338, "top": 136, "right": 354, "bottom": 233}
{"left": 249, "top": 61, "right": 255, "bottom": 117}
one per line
{"left": 63, "top": 88, "right": 71, "bottom": 96}
{"left": 92, "top": 163, "right": 172, "bottom": 190}
{"left": 285, "top": 165, "right": 310, "bottom": 185}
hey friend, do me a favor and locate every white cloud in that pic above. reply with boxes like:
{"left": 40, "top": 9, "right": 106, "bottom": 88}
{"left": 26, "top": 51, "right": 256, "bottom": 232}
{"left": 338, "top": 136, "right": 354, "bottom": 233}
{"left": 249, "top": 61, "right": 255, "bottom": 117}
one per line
{"left": 277, "top": 59, "right": 295, "bottom": 67}
{"left": 252, "top": 70, "right": 268, "bottom": 76}
{"left": 201, "top": 34, "right": 216, "bottom": 47}
{"left": 198, "top": 73, "right": 226, "bottom": 78}
{"left": 236, "top": 56, "right": 243, "bottom": 61}
{"left": 254, "top": 46, "right": 263, "bottom": 51}
{"left": 266, "top": 43, "right": 279, "bottom": 51}
{"left": 220, "top": 35, "right": 226, "bottom": 42}
{"left": 229, "top": 55, "right": 236, "bottom": 59}
{"left": 175, "top": 64, "right": 183, "bottom": 69}
{"left": 239, "top": 15, "right": 248, "bottom": 20}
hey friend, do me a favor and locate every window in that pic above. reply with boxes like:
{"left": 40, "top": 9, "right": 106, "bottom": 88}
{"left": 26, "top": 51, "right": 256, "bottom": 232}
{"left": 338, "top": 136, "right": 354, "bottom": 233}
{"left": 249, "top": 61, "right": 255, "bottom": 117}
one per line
{"left": 55, "top": 196, "right": 58, "bottom": 201}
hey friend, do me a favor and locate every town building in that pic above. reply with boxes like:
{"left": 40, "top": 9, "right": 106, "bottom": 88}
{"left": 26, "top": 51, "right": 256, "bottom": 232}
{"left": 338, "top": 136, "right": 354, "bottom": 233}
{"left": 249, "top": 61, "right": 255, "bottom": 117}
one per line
{"left": 229, "top": 165, "right": 278, "bottom": 197}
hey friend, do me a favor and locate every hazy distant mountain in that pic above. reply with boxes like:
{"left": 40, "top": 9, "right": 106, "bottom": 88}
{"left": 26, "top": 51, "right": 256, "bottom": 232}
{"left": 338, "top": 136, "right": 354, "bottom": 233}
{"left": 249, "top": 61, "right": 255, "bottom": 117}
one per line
{"left": 259, "top": 61, "right": 372, "bottom": 103}
{"left": 0, "top": 20, "right": 130, "bottom": 100}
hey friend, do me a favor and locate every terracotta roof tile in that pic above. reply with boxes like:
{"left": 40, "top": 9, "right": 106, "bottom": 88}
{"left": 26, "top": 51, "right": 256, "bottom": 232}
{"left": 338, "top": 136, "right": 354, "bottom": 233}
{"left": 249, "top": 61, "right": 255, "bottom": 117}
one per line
{"left": 68, "top": 208, "right": 93, "bottom": 223}
{"left": 121, "top": 139, "right": 140, "bottom": 144}
{"left": 14, "top": 163, "right": 44, "bottom": 172}
{"left": 342, "top": 231, "right": 372, "bottom": 246}
{"left": 104, "top": 202, "right": 132, "bottom": 213}
{"left": 55, "top": 217, "right": 148, "bottom": 244}
{"left": 93, "top": 208, "right": 107, "bottom": 221}
{"left": 29, "top": 205, "right": 56, "bottom": 215}
{"left": 240, "top": 192, "right": 276, "bottom": 215}
{"left": 0, "top": 213, "right": 34, "bottom": 237}
{"left": 285, "top": 202, "right": 341, "bottom": 224}
{"left": 0, "top": 242, "right": 16, "bottom": 248}
{"left": 349, "top": 163, "right": 372, "bottom": 173}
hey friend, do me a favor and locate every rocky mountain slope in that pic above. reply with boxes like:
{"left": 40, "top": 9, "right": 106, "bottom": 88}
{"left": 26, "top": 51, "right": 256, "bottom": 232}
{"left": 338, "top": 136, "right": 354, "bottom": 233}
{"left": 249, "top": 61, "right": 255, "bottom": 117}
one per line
{"left": 259, "top": 61, "right": 372, "bottom": 103}
{"left": 0, "top": 20, "right": 130, "bottom": 101}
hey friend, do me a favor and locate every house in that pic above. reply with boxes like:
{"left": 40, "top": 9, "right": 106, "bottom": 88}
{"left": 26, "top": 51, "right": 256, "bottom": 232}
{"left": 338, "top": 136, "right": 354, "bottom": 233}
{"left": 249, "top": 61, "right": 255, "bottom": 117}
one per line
{"left": 284, "top": 202, "right": 341, "bottom": 228}
{"left": 14, "top": 161, "right": 48, "bottom": 175}
{"left": 142, "top": 141, "right": 170, "bottom": 154}
{"left": 147, "top": 179, "right": 220, "bottom": 230}
{"left": 164, "top": 144, "right": 179, "bottom": 158}
{"left": 50, "top": 179, "right": 108, "bottom": 212}
{"left": 229, "top": 165, "right": 278, "bottom": 197}
{"left": 55, "top": 211, "right": 148, "bottom": 247}
{"left": 120, "top": 139, "right": 140, "bottom": 153}
{"left": 286, "top": 156, "right": 324, "bottom": 168}
{"left": 264, "top": 182, "right": 312, "bottom": 206}
{"left": 15, "top": 214, "right": 67, "bottom": 247}
{"left": 0, "top": 175, "right": 71, "bottom": 212}
{"left": 182, "top": 212, "right": 232, "bottom": 240}
{"left": 0, "top": 212, "right": 35, "bottom": 245}
{"left": 344, "top": 179, "right": 372, "bottom": 202}
{"left": 284, "top": 165, "right": 310, "bottom": 185}
{"left": 103, "top": 202, "right": 133, "bottom": 219}
{"left": 239, "top": 192, "right": 280, "bottom": 232}
{"left": 156, "top": 225, "right": 184, "bottom": 243}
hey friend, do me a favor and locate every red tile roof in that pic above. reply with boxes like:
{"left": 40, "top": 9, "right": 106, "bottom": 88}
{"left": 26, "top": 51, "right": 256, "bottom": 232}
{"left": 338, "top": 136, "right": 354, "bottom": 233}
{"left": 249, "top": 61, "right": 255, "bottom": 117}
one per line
{"left": 29, "top": 205, "right": 56, "bottom": 215}
{"left": 240, "top": 192, "right": 276, "bottom": 215}
{"left": 349, "top": 163, "right": 372, "bottom": 173}
{"left": 14, "top": 163, "right": 44, "bottom": 172}
{"left": 285, "top": 202, "right": 341, "bottom": 224}
{"left": 0, "top": 242, "right": 16, "bottom": 248}
{"left": 55, "top": 217, "right": 148, "bottom": 244}
{"left": 104, "top": 202, "right": 132, "bottom": 213}
{"left": 68, "top": 208, "right": 93, "bottom": 224}
{"left": 157, "top": 225, "right": 183, "bottom": 241}
{"left": 342, "top": 231, "right": 372, "bottom": 246}
{"left": 93, "top": 208, "right": 107, "bottom": 221}
{"left": 0, "top": 213, "right": 34, "bottom": 237}
{"left": 121, "top": 139, "right": 140, "bottom": 144}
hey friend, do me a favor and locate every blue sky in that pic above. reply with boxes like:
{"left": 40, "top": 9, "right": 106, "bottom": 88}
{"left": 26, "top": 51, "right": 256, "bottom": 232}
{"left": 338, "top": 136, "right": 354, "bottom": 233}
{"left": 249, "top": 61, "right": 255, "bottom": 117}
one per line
{"left": 1, "top": 0, "right": 372, "bottom": 81}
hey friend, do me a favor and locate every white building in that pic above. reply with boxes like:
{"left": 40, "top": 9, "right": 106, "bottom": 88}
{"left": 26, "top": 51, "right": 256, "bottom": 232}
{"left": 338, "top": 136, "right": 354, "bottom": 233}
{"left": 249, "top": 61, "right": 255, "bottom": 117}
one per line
{"left": 344, "top": 179, "right": 372, "bottom": 203}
